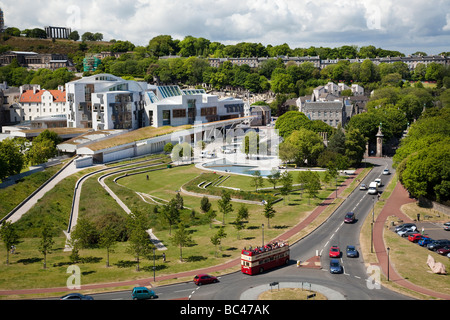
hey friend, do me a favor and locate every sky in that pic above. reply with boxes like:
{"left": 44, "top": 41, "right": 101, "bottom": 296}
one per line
{"left": 1, "top": 0, "right": 450, "bottom": 55}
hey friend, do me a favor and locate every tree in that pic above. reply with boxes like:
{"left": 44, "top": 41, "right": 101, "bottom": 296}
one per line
{"left": 218, "top": 191, "right": 233, "bottom": 225}
{"left": 282, "top": 128, "right": 325, "bottom": 166}
{"left": 263, "top": 200, "right": 276, "bottom": 228}
{"left": 205, "top": 208, "right": 217, "bottom": 229}
{"left": 70, "top": 218, "right": 99, "bottom": 249}
{"left": 39, "top": 222, "right": 55, "bottom": 269}
{"left": 279, "top": 171, "right": 293, "bottom": 204}
{"left": 234, "top": 204, "right": 249, "bottom": 239}
{"left": 0, "top": 221, "right": 20, "bottom": 265}
{"left": 68, "top": 30, "right": 80, "bottom": 41}
{"left": 160, "top": 198, "right": 180, "bottom": 235}
{"left": 0, "top": 138, "right": 25, "bottom": 181}
{"left": 170, "top": 223, "right": 193, "bottom": 262}
{"left": 266, "top": 169, "right": 281, "bottom": 189}
{"left": 126, "top": 211, "right": 154, "bottom": 271}
{"left": 99, "top": 224, "right": 118, "bottom": 267}
{"left": 211, "top": 226, "right": 227, "bottom": 256}
{"left": 345, "top": 128, "right": 367, "bottom": 167}
{"left": 303, "top": 171, "right": 321, "bottom": 205}
{"left": 200, "top": 196, "right": 212, "bottom": 213}
{"left": 250, "top": 170, "right": 264, "bottom": 191}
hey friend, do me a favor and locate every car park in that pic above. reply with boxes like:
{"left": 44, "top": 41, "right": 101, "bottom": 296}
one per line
{"left": 344, "top": 212, "right": 356, "bottom": 223}
{"left": 131, "top": 287, "right": 157, "bottom": 300}
{"left": 346, "top": 245, "right": 359, "bottom": 258}
{"left": 444, "top": 222, "right": 450, "bottom": 231}
{"left": 359, "top": 183, "right": 367, "bottom": 190}
{"left": 395, "top": 223, "right": 416, "bottom": 233}
{"left": 193, "top": 274, "right": 218, "bottom": 285}
{"left": 329, "top": 246, "right": 341, "bottom": 258}
{"left": 60, "top": 293, "right": 94, "bottom": 300}
{"left": 418, "top": 236, "right": 433, "bottom": 246}
{"left": 427, "top": 239, "right": 450, "bottom": 251}
{"left": 408, "top": 233, "right": 424, "bottom": 243}
{"left": 382, "top": 169, "right": 390, "bottom": 175}
{"left": 329, "top": 259, "right": 343, "bottom": 274}
{"left": 436, "top": 246, "right": 450, "bottom": 256}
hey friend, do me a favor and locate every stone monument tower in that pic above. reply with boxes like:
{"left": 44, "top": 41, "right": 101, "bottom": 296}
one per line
{"left": 376, "top": 124, "right": 383, "bottom": 157}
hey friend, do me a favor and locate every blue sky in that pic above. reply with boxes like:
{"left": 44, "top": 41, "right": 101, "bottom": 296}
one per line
{"left": 1, "top": 0, "right": 449, "bottom": 55}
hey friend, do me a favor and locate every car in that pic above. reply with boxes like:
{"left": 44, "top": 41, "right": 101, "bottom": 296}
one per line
{"left": 329, "top": 246, "right": 341, "bottom": 258}
{"left": 395, "top": 223, "right": 417, "bottom": 233}
{"left": 382, "top": 169, "right": 390, "bottom": 175}
{"left": 374, "top": 178, "right": 382, "bottom": 187}
{"left": 418, "top": 236, "right": 432, "bottom": 246}
{"left": 436, "top": 246, "right": 450, "bottom": 256}
{"left": 329, "top": 259, "right": 343, "bottom": 274}
{"left": 444, "top": 222, "right": 450, "bottom": 231}
{"left": 344, "top": 212, "right": 356, "bottom": 223}
{"left": 60, "top": 293, "right": 94, "bottom": 300}
{"left": 193, "top": 274, "right": 218, "bottom": 286}
{"left": 427, "top": 239, "right": 450, "bottom": 251}
{"left": 359, "top": 183, "right": 367, "bottom": 190}
{"left": 346, "top": 245, "right": 359, "bottom": 258}
{"left": 131, "top": 286, "right": 157, "bottom": 300}
{"left": 397, "top": 227, "right": 417, "bottom": 237}
{"left": 408, "top": 233, "right": 424, "bottom": 243}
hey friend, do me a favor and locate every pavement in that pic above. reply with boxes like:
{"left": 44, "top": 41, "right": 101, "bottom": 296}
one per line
{"left": 1, "top": 159, "right": 449, "bottom": 300}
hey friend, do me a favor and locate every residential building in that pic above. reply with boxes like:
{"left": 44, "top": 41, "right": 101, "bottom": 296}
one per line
{"left": 18, "top": 84, "right": 67, "bottom": 122}
{"left": 302, "top": 101, "right": 346, "bottom": 128}
{"left": 0, "top": 82, "right": 21, "bottom": 127}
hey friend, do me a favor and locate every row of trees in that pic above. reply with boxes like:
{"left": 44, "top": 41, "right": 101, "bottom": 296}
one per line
{"left": 393, "top": 104, "right": 450, "bottom": 204}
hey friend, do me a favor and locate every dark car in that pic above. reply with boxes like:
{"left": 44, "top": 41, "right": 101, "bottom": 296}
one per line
{"left": 60, "top": 293, "right": 93, "bottom": 300}
{"left": 329, "top": 259, "right": 343, "bottom": 274}
{"left": 193, "top": 274, "right": 218, "bottom": 286}
{"left": 131, "top": 287, "right": 157, "bottom": 300}
{"left": 346, "top": 245, "right": 359, "bottom": 258}
{"left": 427, "top": 239, "right": 450, "bottom": 251}
{"left": 344, "top": 212, "right": 356, "bottom": 223}
{"left": 436, "top": 246, "right": 450, "bottom": 256}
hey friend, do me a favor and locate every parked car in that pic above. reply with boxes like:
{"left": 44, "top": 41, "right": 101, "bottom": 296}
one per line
{"left": 193, "top": 274, "right": 218, "bottom": 286}
{"left": 131, "top": 287, "right": 157, "bottom": 300}
{"left": 408, "top": 233, "right": 424, "bottom": 243}
{"left": 418, "top": 236, "right": 432, "bottom": 246}
{"left": 329, "top": 259, "right": 343, "bottom": 274}
{"left": 444, "top": 222, "right": 450, "bottom": 231}
{"left": 60, "top": 293, "right": 93, "bottom": 300}
{"left": 427, "top": 239, "right": 450, "bottom": 251}
{"left": 382, "top": 169, "right": 390, "bottom": 175}
{"left": 397, "top": 227, "right": 417, "bottom": 237}
{"left": 375, "top": 178, "right": 382, "bottom": 187}
{"left": 359, "top": 183, "right": 367, "bottom": 190}
{"left": 344, "top": 212, "right": 356, "bottom": 223}
{"left": 436, "top": 246, "right": 450, "bottom": 256}
{"left": 329, "top": 246, "right": 341, "bottom": 258}
{"left": 346, "top": 245, "right": 359, "bottom": 258}
{"left": 395, "top": 223, "right": 416, "bottom": 233}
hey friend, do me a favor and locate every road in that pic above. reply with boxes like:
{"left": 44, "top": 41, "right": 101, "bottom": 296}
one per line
{"left": 88, "top": 157, "right": 412, "bottom": 301}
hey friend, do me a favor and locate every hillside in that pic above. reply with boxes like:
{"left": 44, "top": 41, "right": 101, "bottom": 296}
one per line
{"left": 0, "top": 36, "right": 113, "bottom": 55}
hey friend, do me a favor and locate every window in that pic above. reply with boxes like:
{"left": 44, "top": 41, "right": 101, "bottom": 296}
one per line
{"left": 173, "top": 109, "right": 186, "bottom": 118}
{"left": 162, "top": 110, "right": 171, "bottom": 126}
{"left": 201, "top": 107, "right": 217, "bottom": 116}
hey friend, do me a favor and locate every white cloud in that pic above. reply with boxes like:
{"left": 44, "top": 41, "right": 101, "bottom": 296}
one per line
{"left": 1, "top": 0, "right": 449, "bottom": 54}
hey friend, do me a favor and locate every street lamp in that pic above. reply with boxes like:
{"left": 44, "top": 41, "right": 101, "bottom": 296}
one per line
{"left": 387, "top": 247, "right": 390, "bottom": 281}
{"left": 262, "top": 224, "right": 264, "bottom": 247}
{"left": 153, "top": 248, "right": 156, "bottom": 282}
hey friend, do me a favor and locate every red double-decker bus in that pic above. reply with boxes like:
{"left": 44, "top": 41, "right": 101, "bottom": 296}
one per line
{"left": 241, "top": 240, "right": 290, "bottom": 275}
